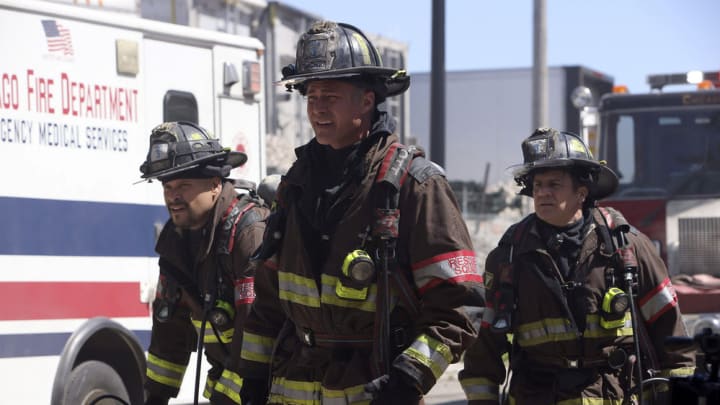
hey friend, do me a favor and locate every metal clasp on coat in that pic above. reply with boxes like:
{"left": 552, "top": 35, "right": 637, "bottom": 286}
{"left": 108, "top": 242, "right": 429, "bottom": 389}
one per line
{"left": 562, "top": 281, "right": 582, "bottom": 291}
{"left": 301, "top": 327, "right": 315, "bottom": 347}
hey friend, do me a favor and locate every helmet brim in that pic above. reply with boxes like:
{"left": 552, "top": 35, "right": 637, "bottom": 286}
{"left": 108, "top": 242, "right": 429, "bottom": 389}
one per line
{"left": 278, "top": 67, "right": 410, "bottom": 98}
{"left": 509, "top": 158, "right": 619, "bottom": 200}
{"left": 140, "top": 150, "right": 247, "bottom": 181}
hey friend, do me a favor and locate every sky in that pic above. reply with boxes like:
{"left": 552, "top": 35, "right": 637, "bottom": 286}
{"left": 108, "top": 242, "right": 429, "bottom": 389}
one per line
{"left": 279, "top": 0, "right": 719, "bottom": 94}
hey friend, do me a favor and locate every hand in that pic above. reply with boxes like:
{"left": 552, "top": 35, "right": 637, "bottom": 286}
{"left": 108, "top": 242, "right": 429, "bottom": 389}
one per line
{"left": 240, "top": 377, "right": 269, "bottom": 405}
{"left": 144, "top": 394, "right": 169, "bottom": 405}
{"left": 364, "top": 370, "right": 422, "bottom": 405}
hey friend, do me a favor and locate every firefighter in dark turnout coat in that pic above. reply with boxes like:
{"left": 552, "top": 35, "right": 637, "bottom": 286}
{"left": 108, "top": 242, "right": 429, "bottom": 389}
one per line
{"left": 237, "top": 21, "right": 485, "bottom": 405}
{"left": 139, "top": 122, "right": 269, "bottom": 405}
{"left": 460, "top": 128, "right": 695, "bottom": 404}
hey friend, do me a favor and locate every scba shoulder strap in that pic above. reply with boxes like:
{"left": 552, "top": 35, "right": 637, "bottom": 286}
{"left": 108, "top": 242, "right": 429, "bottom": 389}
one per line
{"left": 217, "top": 184, "right": 268, "bottom": 256}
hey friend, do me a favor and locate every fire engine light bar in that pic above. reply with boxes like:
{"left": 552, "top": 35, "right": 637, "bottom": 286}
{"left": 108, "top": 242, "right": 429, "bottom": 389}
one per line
{"left": 648, "top": 71, "right": 720, "bottom": 90}
{"left": 686, "top": 70, "right": 704, "bottom": 84}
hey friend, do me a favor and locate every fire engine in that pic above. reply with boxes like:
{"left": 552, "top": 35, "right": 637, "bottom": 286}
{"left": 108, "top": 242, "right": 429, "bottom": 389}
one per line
{"left": 593, "top": 71, "right": 720, "bottom": 336}
{"left": 0, "top": 0, "right": 266, "bottom": 403}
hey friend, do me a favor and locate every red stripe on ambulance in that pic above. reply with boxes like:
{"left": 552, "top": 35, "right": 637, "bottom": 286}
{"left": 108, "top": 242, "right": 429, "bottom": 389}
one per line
{"left": 0, "top": 282, "right": 148, "bottom": 320}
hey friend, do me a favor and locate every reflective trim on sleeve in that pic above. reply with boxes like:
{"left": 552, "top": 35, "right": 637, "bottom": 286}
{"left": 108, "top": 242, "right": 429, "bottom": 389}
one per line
{"left": 459, "top": 377, "right": 499, "bottom": 401}
{"left": 516, "top": 317, "right": 576, "bottom": 347}
{"left": 639, "top": 277, "right": 678, "bottom": 323}
{"left": 241, "top": 331, "right": 275, "bottom": 364}
{"left": 234, "top": 277, "right": 255, "bottom": 305}
{"left": 320, "top": 274, "right": 378, "bottom": 312}
{"left": 402, "top": 333, "right": 453, "bottom": 380}
{"left": 278, "top": 271, "right": 321, "bottom": 308}
{"left": 411, "top": 250, "right": 483, "bottom": 294}
{"left": 204, "top": 375, "right": 215, "bottom": 400}
{"left": 191, "top": 319, "right": 233, "bottom": 343}
{"left": 146, "top": 353, "right": 186, "bottom": 389}
{"left": 215, "top": 369, "right": 243, "bottom": 404}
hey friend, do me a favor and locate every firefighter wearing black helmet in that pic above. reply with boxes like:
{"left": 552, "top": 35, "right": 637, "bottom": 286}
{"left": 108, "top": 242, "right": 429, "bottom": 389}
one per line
{"left": 139, "top": 122, "right": 269, "bottom": 405}
{"left": 459, "top": 128, "right": 694, "bottom": 404}
{"left": 237, "top": 21, "right": 484, "bottom": 404}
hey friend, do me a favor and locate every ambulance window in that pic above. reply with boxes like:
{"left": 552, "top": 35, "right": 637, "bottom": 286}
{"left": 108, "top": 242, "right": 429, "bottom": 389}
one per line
{"left": 163, "top": 90, "right": 198, "bottom": 124}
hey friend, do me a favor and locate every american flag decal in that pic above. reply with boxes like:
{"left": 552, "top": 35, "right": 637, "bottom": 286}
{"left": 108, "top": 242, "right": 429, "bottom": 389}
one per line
{"left": 41, "top": 20, "right": 74, "bottom": 56}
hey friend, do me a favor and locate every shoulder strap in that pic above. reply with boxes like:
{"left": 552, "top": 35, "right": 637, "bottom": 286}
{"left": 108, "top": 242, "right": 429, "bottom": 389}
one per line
{"left": 375, "top": 142, "right": 417, "bottom": 192}
{"left": 491, "top": 215, "right": 534, "bottom": 333}
{"left": 373, "top": 143, "right": 422, "bottom": 319}
{"left": 216, "top": 195, "right": 262, "bottom": 256}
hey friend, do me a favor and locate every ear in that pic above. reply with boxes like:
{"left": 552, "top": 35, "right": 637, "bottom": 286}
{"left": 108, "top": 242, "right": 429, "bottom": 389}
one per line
{"left": 361, "top": 90, "right": 375, "bottom": 114}
{"left": 577, "top": 186, "right": 589, "bottom": 202}
{"left": 211, "top": 177, "right": 223, "bottom": 193}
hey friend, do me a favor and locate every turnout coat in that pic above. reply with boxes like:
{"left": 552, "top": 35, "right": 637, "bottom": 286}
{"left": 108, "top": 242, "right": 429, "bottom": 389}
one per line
{"left": 460, "top": 207, "right": 695, "bottom": 405}
{"left": 146, "top": 182, "right": 268, "bottom": 404}
{"left": 239, "top": 119, "right": 485, "bottom": 404}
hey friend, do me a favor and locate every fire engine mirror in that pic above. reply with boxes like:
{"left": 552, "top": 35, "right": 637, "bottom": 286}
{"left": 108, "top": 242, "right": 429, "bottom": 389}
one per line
{"left": 116, "top": 39, "right": 139, "bottom": 76}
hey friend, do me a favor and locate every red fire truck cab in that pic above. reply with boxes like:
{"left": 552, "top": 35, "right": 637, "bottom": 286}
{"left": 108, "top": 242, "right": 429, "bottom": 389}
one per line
{"left": 597, "top": 71, "right": 720, "bottom": 335}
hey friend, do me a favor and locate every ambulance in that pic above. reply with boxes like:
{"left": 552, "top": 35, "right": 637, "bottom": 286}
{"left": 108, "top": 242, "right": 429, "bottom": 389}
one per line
{"left": 0, "top": 0, "right": 266, "bottom": 403}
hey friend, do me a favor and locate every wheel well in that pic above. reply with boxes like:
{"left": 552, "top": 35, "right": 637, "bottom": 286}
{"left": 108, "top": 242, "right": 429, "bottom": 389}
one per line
{"left": 51, "top": 317, "right": 146, "bottom": 405}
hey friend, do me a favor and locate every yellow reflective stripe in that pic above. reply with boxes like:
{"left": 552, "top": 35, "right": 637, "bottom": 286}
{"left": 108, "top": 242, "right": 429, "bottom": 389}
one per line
{"left": 204, "top": 376, "right": 215, "bottom": 400}
{"left": 191, "top": 319, "right": 234, "bottom": 343}
{"left": 516, "top": 317, "right": 576, "bottom": 346}
{"left": 268, "top": 377, "right": 372, "bottom": 405}
{"left": 278, "top": 271, "right": 321, "bottom": 308}
{"left": 320, "top": 274, "right": 377, "bottom": 312}
{"left": 268, "top": 377, "right": 321, "bottom": 404}
{"left": 403, "top": 334, "right": 452, "bottom": 380}
{"left": 460, "top": 377, "right": 499, "bottom": 401}
{"left": 241, "top": 331, "right": 275, "bottom": 364}
{"left": 584, "top": 314, "right": 634, "bottom": 338}
{"left": 556, "top": 397, "right": 623, "bottom": 405}
{"left": 146, "top": 353, "right": 186, "bottom": 388}
{"left": 322, "top": 383, "right": 373, "bottom": 405}
{"left": 657, "top": 366, "right": 695, "bottom": 377}
{"left": 215, "top": 369, "right": 243, "bottom": 404}
{"left": 510, "top": 395, "right": 623, "bottom": 405}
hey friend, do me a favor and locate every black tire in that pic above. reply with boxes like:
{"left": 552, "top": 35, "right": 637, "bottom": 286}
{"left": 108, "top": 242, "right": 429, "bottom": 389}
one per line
{"left": 63, "top": 360, "right": 130, "bottom": 405}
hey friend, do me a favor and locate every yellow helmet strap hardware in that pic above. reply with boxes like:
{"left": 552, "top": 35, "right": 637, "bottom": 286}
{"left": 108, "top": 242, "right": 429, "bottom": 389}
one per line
{"left": 335, "top": 250, "right": 375, "bottom": 300}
